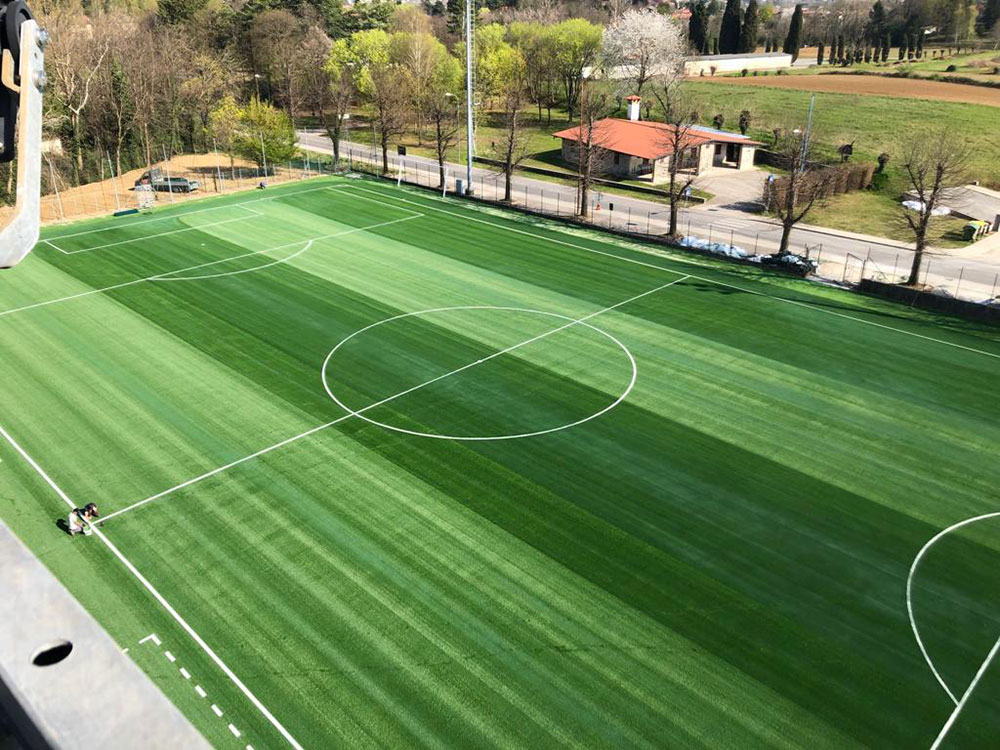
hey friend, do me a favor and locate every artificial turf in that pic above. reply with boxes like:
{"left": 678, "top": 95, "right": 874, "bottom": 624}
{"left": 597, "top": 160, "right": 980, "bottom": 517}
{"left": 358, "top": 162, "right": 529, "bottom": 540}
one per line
{"left": 1, "top": 175, "right": 999, "bottom": 749}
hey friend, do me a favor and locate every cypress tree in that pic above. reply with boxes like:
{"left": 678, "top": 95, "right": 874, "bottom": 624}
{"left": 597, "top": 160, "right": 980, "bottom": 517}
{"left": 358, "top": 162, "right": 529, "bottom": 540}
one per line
{"left": 719, "top": 0, "right": 743, "bottom": 54}
{"left": 837, "top": 34, "right": 845, "bottom": 63}
{"left": 739, "top": 0, "right": 760, "bottom": 54}
{"left": 816, "top": 41, "right": 824, "bottom": 65}
{"left": 881, "top": 33, "right": 890, "bottom": 62}
{"left": 712, "top": 37, "right": 720, "bottom": 55}
{"left": 976, "top": 0, "right": 1000, "bottom": 35}
{"left": 447, "top": 0, "right": 465, "bottom": 35}
{"left": 783, "top": 4, "right": 803, "bottom": 62}
{"left": 689, "top": 2, "right": 708, "bottom": 55}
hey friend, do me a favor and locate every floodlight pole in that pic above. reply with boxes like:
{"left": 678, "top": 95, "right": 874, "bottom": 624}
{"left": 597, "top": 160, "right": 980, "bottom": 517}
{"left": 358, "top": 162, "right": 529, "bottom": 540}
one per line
{"left": 464, "top": 0, "right": 474, "bottom": 195}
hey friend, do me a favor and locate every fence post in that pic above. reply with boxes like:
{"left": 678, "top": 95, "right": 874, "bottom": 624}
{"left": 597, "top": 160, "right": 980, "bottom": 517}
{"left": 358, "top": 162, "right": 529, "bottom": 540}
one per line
{"left": 754, "top": 233, "right": 760, "bottom": 254}
{"left": 891, "top": 253, "right": 899, "bottom": 281}
{"left": 627, "top": 207, "right": 631, "bottom": 230}
{"left": 708, "top": 225, "right": 713, "bottom": 244}
{"left": 730, "top": 229, "right": 734, "bottom": 249}
{"left": 955, "top": 266, "right": 965, "bottom": 298}
{"left": 646, "top": 211, "right": 650, "bottom": 234}
{"left": 923, "top": 259, "right": 932, "bottom": 287}
{"left": 992, "top": 273, "right": 998, "bottom": 300}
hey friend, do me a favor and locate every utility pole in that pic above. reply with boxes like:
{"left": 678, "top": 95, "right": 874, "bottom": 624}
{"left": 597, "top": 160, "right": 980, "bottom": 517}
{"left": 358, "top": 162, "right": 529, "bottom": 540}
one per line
{"left": 799, "top": 93, "right": 815, "bottom": 172}
{"left": 464, "top": 0, "right": 474, "bottom": 195}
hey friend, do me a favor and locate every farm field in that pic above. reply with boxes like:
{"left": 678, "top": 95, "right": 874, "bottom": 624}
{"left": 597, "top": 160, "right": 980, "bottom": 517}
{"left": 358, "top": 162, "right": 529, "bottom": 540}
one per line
{"left": 1, "top": 175, "right": 1000, "bottom": 749}
{"left": 694, "top": 72, "right": 1000, "bottom": 107}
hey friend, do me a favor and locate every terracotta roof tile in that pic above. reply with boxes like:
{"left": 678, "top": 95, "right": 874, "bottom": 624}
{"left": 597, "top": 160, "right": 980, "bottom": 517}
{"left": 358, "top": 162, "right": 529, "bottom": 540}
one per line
{"left": 553, "top": 119, "right": 762, "bottom": 161}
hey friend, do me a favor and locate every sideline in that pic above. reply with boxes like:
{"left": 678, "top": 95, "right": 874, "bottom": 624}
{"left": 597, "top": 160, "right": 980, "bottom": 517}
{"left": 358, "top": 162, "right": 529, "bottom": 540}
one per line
{"left": 0, "top": 422, "right": 305, "bottom": 750}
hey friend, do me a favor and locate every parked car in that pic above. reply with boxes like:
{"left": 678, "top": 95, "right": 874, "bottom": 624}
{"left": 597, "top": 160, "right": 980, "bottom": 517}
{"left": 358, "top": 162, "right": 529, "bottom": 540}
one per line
{"left": 134, "top": 168, "right": 200, "bottom": 193}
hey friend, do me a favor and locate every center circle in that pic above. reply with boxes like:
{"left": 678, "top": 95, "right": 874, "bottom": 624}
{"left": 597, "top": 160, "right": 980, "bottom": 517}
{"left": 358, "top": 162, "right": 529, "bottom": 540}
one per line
{"left": 321, "top": 306, "right": 637, "bottom": 441}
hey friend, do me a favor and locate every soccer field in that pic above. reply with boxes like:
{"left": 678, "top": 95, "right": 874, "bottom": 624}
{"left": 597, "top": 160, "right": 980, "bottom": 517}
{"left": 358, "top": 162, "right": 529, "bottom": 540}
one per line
{"left": 2, "top": 175, "right": 1000, "bottom": 749}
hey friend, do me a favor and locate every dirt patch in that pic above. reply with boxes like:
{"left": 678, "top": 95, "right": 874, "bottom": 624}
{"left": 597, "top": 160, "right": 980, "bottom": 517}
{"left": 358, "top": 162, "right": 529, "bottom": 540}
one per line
{"left": 692, "top": 73, "right": 1000, "bottom": 107}
{"left": 1, "top": 153, "right": 321, "bottom": 226}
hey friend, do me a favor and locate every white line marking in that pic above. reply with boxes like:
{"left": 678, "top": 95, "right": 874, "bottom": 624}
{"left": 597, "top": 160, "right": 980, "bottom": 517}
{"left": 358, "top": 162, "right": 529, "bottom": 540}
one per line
{"left": 229, "top": 724, "right": 242, "bottom": 738}
{"left": 100, "top": 277, "right": 686, "bottom": 521}
{"left": 211, "top": 704, "right": 223, "bottom": 717}
{"left": 122, "top": 648, "right": 129, "bottom": 654}
{"left": 53, "top": 211, "right": 257, "bottom": 255}
{"left": 352, "top": 185, "right": 1000, "bottom": 361}
{"left": 247, "top": 745, "right": 255, "bottom": 750}
{"left": 2, "top": 213, "right": 421, "bottom": 318}
{"left": 195, "top": 685, "right": 207, "bottom": 698}
{"left": 931, "top": 633, "right": 1000, "bottom": 749}
{"left": 164, "top": 650, "right": 176, "bottom": 662}
{"left": 139, "top": 633, "right": 161, "bottom": 646}
{"left": 0, "top": 423, "right": 304, "bottom": 750}
{"left": 43, "top": 183, "right": 334, "bottom": 242}
{"left": 180, "top": 667, "right": 190, "bottom": 679}
{"left": 907, "top": 511, "right": 1000, "bottom": 706}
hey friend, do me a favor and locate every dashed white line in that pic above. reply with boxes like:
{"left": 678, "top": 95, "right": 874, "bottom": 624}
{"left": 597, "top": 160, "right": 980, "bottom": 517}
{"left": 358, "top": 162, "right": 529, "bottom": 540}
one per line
{"left": 179, "top": 667, "right": 190, "bottom": 679}
{"left": 211, "top": 704, "right": 223, "bottom": 717}
{"left": 164, "top": 650, "right": 176, "bottom": 662}
{"left": 229, "top": 724, "right": 242, "bottom": 738}
{"left": 139, "top": 633, "right": 161, "bottom": 646}
{"left": 195, "top": 685, "right": 207, "bottom": 698}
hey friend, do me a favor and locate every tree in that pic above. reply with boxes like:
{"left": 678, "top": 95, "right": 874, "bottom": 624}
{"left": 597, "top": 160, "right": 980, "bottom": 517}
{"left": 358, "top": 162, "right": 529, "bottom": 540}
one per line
{"left": 739, "top": 0, "right": 760, "bottom": 54}
{"left": 900, "top": 132, "right": 969, "bottom": 285}
{"left": 157, "top": 0, "right": 209, "bottom": 25}
{"left": 783, "top": 4, "right": 803, "bottom": 62}
{"left": 423, "top": 47, "right": 463, "bottom": 187}
{"left": 235, "top": 98, "right": 299, "bottom": 171}
{"left": 719, "top": 0, "right": 742, "bottom": 53}
{"left": 353, "top": 30, "right": 412, "bottom": 173}
{"left": 651, "top": 81, "right": 701, "bottom": 236}
{"left": 552, "top": 19, "right": 603, "bottom": 117}
{"left": 738, "top": 108, "right": 751, "bottom": 134}
{"left": 209, "top": 95, "right": 243, "bottom": 173}
{"left": 602, "top": 9, "right": 686, "bottom": 96}
{"left": 816, "top": 40, "right": 825, "bottom": 64}
{"left": 486, "top": 45, "right": 530, "bottom": 202}
{"left": 977, "top": 0, "right": 1000, "bottom": 35}
{"left": 762, "top": 130, "right": 835, "bottom": 254}
{"left": 572, "top": 80, "right": 614, "bottom": 218}
{"left": 447, "top": 0, "right": 466, "bottom": 35}
{"left": 251, "top": 10, "right": 306, "bottom": 123}
{"left": 689, "top": 1, "right": 709, "bottom": 53}
{"left": 322, "top": 38, "right": 358, "bottom": 167}
{"left": 867, "top": 0, "right": 887, "bottom": 45}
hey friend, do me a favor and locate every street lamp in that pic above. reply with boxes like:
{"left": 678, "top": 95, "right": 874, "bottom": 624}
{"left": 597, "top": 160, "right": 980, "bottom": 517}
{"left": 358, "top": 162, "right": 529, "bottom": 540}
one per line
{"left": 253, "top": 73, "right": 262, "bottom": 100}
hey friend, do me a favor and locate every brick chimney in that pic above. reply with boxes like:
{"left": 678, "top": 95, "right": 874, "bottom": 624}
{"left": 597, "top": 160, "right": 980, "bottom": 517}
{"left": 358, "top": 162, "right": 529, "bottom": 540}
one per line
{"left": 626, "top": 96, "right": 641, "bottom": 122}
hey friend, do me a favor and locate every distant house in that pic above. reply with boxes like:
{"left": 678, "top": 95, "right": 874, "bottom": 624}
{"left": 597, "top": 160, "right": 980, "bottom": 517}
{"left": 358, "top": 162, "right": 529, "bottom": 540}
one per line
{"left": 553, "top": 97, "right": 761, "bottom": 184}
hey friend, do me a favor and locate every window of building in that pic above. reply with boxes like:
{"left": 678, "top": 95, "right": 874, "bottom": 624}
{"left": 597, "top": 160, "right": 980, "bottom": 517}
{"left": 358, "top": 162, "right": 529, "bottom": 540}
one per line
{"left": 613, "top": 153, "right": 620, "bottom": 165}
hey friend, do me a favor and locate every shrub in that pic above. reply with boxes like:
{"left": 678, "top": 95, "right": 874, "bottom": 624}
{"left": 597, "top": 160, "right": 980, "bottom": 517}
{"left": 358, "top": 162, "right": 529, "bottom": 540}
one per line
{"left": 776, "top": 68, "right": 785, "bottom": 75}
{"left": 946, "top": 64, "right": 957, "bottom": 72}
{"left": 741, "top": 68, "right": 748, "bottom": 77}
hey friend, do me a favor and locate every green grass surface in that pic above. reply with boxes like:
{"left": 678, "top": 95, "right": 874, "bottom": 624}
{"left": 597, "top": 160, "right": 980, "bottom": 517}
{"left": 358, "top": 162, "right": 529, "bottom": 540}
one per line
{"left": 2, "top": 175, "right": 1000, "bottom": 748}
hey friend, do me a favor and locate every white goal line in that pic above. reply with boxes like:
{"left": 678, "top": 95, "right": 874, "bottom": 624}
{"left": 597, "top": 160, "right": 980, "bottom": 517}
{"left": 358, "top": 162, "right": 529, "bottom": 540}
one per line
{"left": 98, "top": 274, "right": 691, "bottom": 524}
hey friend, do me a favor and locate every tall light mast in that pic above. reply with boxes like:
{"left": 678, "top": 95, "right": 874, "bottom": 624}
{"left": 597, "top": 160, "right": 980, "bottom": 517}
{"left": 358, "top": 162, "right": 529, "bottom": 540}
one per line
{"left": 464, "top": 0, "right": 474, "bottom": 195}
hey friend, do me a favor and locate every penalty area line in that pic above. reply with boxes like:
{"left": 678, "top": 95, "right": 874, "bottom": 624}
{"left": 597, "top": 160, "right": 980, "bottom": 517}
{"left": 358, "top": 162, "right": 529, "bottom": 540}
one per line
{"left": 100, "top": 275, "right": 689, "bottom": 523}
{"left": 0, "top": 422, "right": 305, "bottom": 750}
{"left": 931, "top": 633, "right": 1000, "bottom": 750}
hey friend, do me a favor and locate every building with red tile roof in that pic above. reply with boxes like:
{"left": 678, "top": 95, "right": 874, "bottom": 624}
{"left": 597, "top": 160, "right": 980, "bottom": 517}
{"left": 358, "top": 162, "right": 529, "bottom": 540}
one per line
{"left": 553, "top": 98, "right": 762, "bottom": 183}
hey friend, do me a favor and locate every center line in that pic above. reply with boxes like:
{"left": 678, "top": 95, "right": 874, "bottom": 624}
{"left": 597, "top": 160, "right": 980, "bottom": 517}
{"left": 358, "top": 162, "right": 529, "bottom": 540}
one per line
{"left": 99, "top": 275, "right": 689, "bottom": 523}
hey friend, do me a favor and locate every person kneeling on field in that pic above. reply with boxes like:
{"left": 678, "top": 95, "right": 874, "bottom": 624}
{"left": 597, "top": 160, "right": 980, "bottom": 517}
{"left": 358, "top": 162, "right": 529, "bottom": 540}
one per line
{"left": 67, "top": 503, "right": 99, "bottom": 536}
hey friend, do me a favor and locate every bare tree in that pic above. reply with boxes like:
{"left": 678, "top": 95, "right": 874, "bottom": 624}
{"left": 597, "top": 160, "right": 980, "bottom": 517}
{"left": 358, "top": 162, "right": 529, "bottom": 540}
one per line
{"left": 763, "top": 131, "right": 836, "bottom": 254}
{"left": 602, "top": 8, "right": 686, "bottom": 96}
{"left": 423, "top": 55, "right": 462, "bottom": 187}
{"left": 322, "top": 39, "right": 357, "bottom": 168}
{"left": 574, "top": 79, "right": 614, "bottom": 217}
{"left": 899, "top": 131, "right": 969, "bottom": 285}
{"left": 368, "top": 64, "right": 412, "bottom": 174}
{"left": 650, "top": 83, "right": 700, "bottom": 237}
{"left": 487, "top": 46, "right": 531, "bottom": 202}
{"left": 47, "top": 9, "right": 110, "bottom": 177}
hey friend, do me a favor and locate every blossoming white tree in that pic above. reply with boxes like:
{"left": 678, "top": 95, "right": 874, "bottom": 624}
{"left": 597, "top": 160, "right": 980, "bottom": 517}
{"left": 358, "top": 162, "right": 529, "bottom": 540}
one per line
{"left": 601, "top": 9, "right": 686, "bottom": 96}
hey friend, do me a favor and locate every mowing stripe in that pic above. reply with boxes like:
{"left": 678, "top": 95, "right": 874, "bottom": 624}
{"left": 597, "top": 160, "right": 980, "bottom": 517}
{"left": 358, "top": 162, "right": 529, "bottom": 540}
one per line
{"left": 0, "top": 423, "right": 305, "bottom": 750}
{"left": 99, "top": 276, "right": 689, "bottom": 522}
{"left": 0, "top": 209, "right": 421, "bottom": 318}
{"left": 347, "top": 184, "right": 1000, "bottom": 361}
{"left": 51, "top": 206, "right": 263, "bottom": 255}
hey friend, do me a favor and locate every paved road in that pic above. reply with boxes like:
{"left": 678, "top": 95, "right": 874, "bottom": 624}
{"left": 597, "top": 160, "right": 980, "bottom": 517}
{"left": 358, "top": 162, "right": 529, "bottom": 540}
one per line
{"left": 300, "top": 131, "right": 1000, "bottom": 301}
